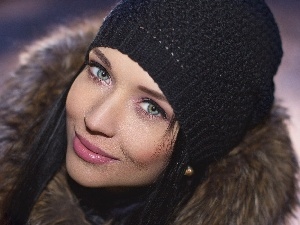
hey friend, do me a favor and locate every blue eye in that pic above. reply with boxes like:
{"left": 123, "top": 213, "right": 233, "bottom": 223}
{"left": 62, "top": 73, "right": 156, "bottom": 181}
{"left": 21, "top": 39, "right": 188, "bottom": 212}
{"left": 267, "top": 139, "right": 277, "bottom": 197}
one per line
{"left": 140, "top": 99, "right": 167, "bottom": 119}
{"left": 88, "top": 61, "right": 111, "bottom": 85}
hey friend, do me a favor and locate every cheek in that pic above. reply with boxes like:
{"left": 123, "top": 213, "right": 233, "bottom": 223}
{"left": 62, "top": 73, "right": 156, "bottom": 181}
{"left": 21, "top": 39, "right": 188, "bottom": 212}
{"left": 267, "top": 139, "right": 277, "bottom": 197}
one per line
{"left": 66, "top": 74, "right": 93, "bottom": 122}
{"left": 120, "top": 117, "right": 174, "bottom": 168}
{"left": 66, "top": 77, "right": 83, "bottom": 119}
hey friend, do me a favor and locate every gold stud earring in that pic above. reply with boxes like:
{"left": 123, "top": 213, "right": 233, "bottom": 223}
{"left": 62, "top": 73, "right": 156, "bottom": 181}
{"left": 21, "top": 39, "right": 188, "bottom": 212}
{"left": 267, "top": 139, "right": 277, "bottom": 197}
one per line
{"left": 184, "top": 166, "right": 194, "bottom": 176}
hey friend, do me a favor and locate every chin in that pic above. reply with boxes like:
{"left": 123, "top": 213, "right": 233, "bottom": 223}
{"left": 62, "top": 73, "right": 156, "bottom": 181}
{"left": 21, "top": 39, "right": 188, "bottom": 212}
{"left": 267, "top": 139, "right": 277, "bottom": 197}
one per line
{"left": 65, "top": 151, "right": 97, "bottom": 187}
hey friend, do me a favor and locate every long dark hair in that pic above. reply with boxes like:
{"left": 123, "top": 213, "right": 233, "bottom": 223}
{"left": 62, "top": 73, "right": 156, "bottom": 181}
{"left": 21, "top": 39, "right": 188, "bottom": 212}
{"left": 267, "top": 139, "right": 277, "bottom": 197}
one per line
{"left": 2, "top": 84, "right": 70, "bottom": 225}
{"left": 0, "top": 59, "right": 80, "bottom": 224}
{"left": 1, "top": 63, "right": 203, "bottom": 225}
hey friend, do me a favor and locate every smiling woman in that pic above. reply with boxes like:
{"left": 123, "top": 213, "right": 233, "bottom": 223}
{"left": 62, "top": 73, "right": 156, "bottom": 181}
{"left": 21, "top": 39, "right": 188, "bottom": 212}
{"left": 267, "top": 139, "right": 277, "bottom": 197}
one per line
{"left": 66, "top": 47, "right": 177, "bottom": 187}
{"left": 0, "top": 0, "right": 299, "bottom": 225}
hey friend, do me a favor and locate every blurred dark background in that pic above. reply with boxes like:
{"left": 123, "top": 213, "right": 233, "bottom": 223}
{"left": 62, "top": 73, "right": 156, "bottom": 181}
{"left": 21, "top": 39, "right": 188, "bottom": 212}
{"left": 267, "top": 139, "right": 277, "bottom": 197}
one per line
{"left": 0, "top": 0, "right": 114, "bottom": 54}
{"left": 0, "top": 2, "right": 299, "bottom": 221}
{"left": 0, "top": 0, "right": 116, "bottom": 79}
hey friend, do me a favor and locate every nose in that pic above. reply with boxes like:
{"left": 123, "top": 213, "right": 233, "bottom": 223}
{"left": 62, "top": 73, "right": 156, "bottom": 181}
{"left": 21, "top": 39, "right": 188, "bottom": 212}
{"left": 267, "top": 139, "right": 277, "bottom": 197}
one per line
{"left": 84, "top": 93, "right": 124, "bottom": 137}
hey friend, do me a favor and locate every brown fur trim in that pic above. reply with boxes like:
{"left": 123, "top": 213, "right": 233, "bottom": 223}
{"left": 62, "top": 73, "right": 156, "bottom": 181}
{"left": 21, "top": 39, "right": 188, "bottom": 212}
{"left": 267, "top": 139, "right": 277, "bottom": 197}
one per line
{"left": 0, "top": 17, "right": 102, "bottom": 220}
{"left": 174, "top": 106, "right": 299, "bottom": 225}
{"left": 29, "top": 167, "right": 90, "bottom": 225}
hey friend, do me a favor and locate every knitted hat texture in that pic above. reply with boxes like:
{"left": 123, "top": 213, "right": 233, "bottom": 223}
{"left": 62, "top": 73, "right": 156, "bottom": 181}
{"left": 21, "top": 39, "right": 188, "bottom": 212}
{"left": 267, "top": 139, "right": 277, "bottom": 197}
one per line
{"left": 88, "top": 0, "right": 282, "bottom": 165}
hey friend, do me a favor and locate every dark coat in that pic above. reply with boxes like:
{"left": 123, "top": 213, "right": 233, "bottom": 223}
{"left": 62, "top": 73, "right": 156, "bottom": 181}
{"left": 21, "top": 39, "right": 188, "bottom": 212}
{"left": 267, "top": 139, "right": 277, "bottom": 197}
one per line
{"left": 0, "top": 17, "right": 299, "bottom": 225}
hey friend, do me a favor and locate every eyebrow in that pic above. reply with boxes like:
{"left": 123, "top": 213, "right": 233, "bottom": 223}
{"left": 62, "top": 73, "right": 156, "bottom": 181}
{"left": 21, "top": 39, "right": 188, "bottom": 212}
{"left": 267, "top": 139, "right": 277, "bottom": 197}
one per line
{"left": 138, "top": 85, "right": 167, "bottom": 102}
{"left": 91, "top": 48, "right": 111, "bottom": 69}
{"left": 91, "top": 49, "right": 166, "bottom": 102}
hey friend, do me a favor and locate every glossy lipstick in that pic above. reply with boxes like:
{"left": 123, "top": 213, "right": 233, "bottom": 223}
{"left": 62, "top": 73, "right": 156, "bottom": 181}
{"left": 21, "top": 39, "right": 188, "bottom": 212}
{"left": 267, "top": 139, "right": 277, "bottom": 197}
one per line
{"left": 73, "top": 133, "right": 118, "bottom": 164}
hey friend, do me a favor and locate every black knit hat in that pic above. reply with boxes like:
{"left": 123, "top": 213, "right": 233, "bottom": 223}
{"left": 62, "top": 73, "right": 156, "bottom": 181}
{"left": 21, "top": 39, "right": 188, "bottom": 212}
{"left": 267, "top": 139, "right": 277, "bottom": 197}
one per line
{"left": 88, "top": 0, "right": 282, "bottom": 166}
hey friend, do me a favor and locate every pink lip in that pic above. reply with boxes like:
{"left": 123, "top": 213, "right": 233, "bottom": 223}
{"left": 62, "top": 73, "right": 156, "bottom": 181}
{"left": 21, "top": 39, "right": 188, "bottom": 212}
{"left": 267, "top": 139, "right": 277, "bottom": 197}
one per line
{"left": 73, "top": 133, "right": 118, "bottom": 164}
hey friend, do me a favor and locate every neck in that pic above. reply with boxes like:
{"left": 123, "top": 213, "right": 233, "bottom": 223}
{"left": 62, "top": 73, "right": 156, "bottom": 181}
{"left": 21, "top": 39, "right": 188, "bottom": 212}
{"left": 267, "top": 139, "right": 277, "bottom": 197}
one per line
{"left": 67, "top": 175, "right": 149, "bottom": 222}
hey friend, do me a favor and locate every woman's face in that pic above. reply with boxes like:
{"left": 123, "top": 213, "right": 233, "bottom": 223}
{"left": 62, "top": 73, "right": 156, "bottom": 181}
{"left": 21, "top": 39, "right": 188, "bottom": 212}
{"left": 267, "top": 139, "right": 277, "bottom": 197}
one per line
{"left": 66, "top": 47, "right": 178, "bottom": 188}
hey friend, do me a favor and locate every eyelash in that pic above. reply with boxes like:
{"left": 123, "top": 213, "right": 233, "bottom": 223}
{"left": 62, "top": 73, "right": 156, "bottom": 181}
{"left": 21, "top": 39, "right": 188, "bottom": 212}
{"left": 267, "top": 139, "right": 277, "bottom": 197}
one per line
{"left": 87, "top": 60, "right": 111, "bottom": 85}
{"left": 139, "top": 98, "right": 168, "bottom": 120}
{"left": 86, "top": 59, "right": 168, "bottom": 121}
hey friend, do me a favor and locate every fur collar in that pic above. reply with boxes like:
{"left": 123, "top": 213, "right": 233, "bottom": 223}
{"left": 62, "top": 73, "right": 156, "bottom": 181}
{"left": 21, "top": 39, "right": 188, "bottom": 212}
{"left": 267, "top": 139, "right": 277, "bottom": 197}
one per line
{"left": 0, "top": 17, "right": 298, "bottom": 225}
